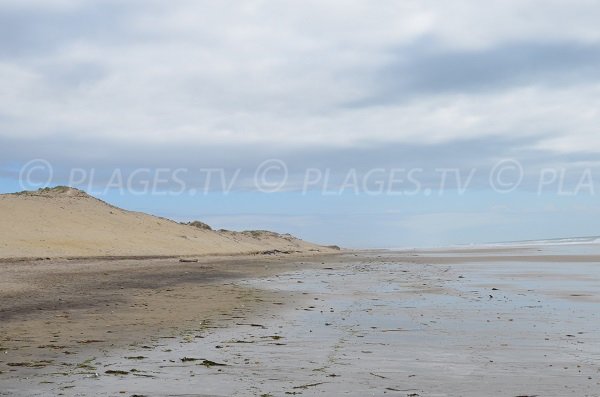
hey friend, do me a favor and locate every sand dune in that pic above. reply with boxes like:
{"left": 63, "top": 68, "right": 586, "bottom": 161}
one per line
{"left": 0, "top": 187, "right": 333, "bottom": 259}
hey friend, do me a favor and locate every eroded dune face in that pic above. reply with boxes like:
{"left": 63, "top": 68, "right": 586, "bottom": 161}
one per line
{"left": 0, "top": 187, "right": 330, "bottom": 259}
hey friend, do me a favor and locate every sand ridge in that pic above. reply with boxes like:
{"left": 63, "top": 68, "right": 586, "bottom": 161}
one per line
{"left": 0, "top": 187, "right": 335, "bottom": 259}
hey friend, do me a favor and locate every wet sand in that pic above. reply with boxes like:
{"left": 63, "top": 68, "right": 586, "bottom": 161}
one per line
{"left": 2, "top": 248, "right": 600, "bottom": 396}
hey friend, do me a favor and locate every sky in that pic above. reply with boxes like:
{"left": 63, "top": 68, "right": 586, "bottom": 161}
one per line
{"left": 1, "top": 0, "right": 600, "bottom": 247}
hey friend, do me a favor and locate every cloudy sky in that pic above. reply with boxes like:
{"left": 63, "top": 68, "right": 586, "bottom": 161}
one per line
{"left": 2, "top": 0, "right": 600, "bottom": 247}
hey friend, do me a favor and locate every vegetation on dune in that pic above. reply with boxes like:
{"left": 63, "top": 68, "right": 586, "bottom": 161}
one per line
{"left": 184, "top": 220, "right": 213, "bottom": 230}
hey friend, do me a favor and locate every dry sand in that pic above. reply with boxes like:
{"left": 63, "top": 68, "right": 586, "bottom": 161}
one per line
{"left": 0, "top": 187, "right": 334, "bottom": 259}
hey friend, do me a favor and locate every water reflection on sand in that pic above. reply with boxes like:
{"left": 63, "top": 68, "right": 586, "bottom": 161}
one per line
{"left": 3, "top": 247, "right": 600, "bottom": 396}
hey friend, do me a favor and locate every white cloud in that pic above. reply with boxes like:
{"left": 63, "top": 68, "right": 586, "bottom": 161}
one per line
{"left": 1, "top": 0, "right": 600, "bottom": 152}
{"left": 416, "top": 0, "right": 600, "bottom": 49}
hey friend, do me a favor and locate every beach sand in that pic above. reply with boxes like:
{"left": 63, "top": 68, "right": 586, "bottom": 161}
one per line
{"left": 2, "top": 247, "right": 600, "bottom": 396}
{"left": 0, "top": 187, "right": 333, "bottom": 259}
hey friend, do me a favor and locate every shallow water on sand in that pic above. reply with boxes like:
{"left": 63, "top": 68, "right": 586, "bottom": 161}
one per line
{"left": 3, "top": 251, "right": 600, "bottom": 396}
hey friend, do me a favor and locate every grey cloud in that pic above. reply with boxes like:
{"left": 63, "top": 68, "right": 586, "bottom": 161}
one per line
{"left": 352, "top": 40, "right": 600, "bottom": 106}
{"left": 2, "top": 133, "right": 598, "bottom": 193}
{"left": 42, "top": 61, "right": 107, "bottom": 87}
{"left": 0, "top": 1, "right": 143, "bottom": 58}
{"left": 0, "top": 133, "right": 540, "bottom": 170}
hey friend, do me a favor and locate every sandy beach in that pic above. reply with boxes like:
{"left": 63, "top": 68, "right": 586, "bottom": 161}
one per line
{"left": 4, "top": 2, "right": 600, "bottom": 395}
{"left": 2, "top": 246, "right": 600, "bottom": 396}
